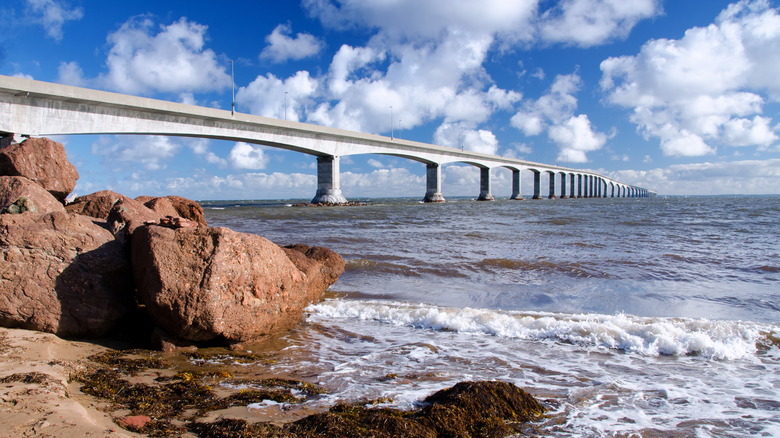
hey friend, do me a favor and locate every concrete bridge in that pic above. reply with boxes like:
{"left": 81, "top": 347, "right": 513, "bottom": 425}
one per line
{"left": 0, "top": 75, "right": 650, "bottom": 203}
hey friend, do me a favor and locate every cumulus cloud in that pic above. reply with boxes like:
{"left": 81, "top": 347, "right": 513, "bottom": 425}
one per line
{"left": 96, "top": 17, "right": 231, "bottom": 95}
{"left": 228, "top": 142, "right": 270, "bottom": 170}
{"left": 236, "top": 71, "right": 318, "bottom": 121}
{"left": 25, "top": 0, "right": 83, "bottom": 41}
{"left": 538, "top": 0, "right": 661, "bottom": 47}
{"left": 609, "top": 158, "right": 780, "bottom": 195}
{"left": 511, "top": 73, "right": 608, "bottom": 162}
{"left": 260, "top": 24, "right": 324, "bottom": 63}
{"left": 91, "top": 135, "right": 181, "bottom": 170}
{"left": 600, "top": 0, "right": 780, "bottom": 157}
{"left": 433, "top": 122, "right": 500, "bottom": 155}
{"left": 236, "top": 0, "right": 650, "bottom": 141}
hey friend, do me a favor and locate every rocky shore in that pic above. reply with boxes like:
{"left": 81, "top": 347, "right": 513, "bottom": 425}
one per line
{"left": 0, "top": 136, "right": 546, "bottom": 436}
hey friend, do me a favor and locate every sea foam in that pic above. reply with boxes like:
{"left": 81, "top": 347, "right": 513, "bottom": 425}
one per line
{"left": 308, "top": 299, "right": 772, "bottom": 360}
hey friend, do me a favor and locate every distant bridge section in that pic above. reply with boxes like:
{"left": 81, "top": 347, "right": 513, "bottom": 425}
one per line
{"left": 0, "top": 75, "right": 651, "bottom": 203}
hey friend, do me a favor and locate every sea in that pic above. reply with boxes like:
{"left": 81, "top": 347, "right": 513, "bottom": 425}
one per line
{"left": 201, "top": 195, "right": 780, "bottom": 437}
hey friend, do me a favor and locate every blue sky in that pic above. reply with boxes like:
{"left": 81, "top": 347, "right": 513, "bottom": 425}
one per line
{"left": 2, "top": 0, "right": 779, "bottom": 200}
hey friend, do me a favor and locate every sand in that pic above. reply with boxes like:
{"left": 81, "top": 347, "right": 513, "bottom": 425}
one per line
{"left": 0, "top": 327, "right": 141, "bottom": 437}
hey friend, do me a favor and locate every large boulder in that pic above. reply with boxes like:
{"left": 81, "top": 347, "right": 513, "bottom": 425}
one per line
{"left": 65, "top": 190, "right": 132, "bottom": 220}
{"left": 131, "top": 225, "right": 344, "bottom": 345}
{"left": 0, "top": 212, "right": 134, "bottom": 337}
{"left": 0, "top": 137, "right": 78, "bottom": 202}
{"left": 141, "top": 195, "right": 207, "bottom": 226}
{"left": 0, "top": 176, "right": 66, "bottom": 214}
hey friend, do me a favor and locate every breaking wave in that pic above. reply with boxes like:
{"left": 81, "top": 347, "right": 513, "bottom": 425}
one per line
{"left": 308, "top": 299, "right": 777, "bottom": 360}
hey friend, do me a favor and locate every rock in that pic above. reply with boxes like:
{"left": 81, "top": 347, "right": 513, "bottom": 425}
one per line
{"left": 0, "top": 137, "right": 78, "bottom": 202}
{"left": 150, "top": 327, "right": 198, "bottom": 353}
{"left": 115, "top": 415, "right": 152, "bottom": 431}
{"left": 106, "top": 198, "right": 162, "bottom": 235}
{"left": 142, "top": 196, "right": 207, "bottom": 226}
{"left": 0, "top": 176, "right": 66, "bottom": 214}
{"left": 0, "top": 212, "right": 134, "bottom": 337}
{"left": 283, "top": 244, "right": 346, "bottom": 297}
{"left": 286, "top": 381, "right": 545, "bottom": 438}
{"left": 65, "top": 190, "right": 132, "bottom": 220}
{"left": 131, "top": 225, "right": 344, "bottom": 345}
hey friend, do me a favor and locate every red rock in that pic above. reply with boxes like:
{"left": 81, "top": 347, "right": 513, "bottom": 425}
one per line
{"left": 283, "top": 244, "right": 346, "bottom": 298}
{"left": 116, "top": 415, "right": 152, "bottom": 431}
{"left": 0, "top": 212, "right": 133, "bottom": 337}
{"left": 65, "top": 190, "right": 132, "bottom": 220}
{"left": 0, "top": 176, "right": 66, "bottom": 214}
{"left": 0, "top": 137, "right": 78, "bottom": 202}
{"left": 106, "top": 198, "right": 162, "bottom": 235}
{"left": 143, "top": 195, "right": 207, "bottom": 226}
{"left": 130, "top": 225, "right": 344, "bottom": 345}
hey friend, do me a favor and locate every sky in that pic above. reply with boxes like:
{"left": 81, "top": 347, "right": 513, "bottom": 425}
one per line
{"left": 1, "top": 0, "right": 779, "bottom": 200}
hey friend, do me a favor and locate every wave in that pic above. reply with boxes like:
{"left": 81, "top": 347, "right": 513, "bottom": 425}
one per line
{"left": 307, "top": 299, "right": 778, "bottom": 360}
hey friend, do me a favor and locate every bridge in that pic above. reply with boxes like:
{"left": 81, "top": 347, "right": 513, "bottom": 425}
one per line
{"left": 0, "top": 75, "right": 650, "bottom": 203}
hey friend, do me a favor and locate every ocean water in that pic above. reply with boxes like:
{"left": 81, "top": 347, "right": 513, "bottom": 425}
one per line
{"left": 202, "top": 196, "right": 780, "bottom": 437}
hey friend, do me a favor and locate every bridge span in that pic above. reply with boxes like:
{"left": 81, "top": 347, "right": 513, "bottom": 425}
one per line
{"left": 0, "top": 75, "right": 650, "bottom": 203}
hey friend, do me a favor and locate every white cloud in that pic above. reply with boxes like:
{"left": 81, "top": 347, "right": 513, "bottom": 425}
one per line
{"left": 609, "top": 158, "right": 780, "bottom": 195}
{"left": 303, "top": 0, "right": 538, "bottom": 41}
{"left": 25, "top": 0, "right": 83, "bottom": 41}
{"left": 549, "top": 115, "right": 607, "bottom": 163}
{"left": 538, "top": 0, "right": 661, "bottom": 47}
{"left": 260, "top": 24, "right": 324, "bottom": 63}
{"left": 511, "top": 73, "right": 608, "bottom": 162}
{"left": 97, "top": 17, "right": 231, "bottom": 95}
{"left": 600, "top": 0, "right": 780, "bottom": 156}
{"left": 228, "top": 142, "right": 269, "bottom": 170}
{"left": 91, "top": 135, "right": 181, "bottom": 170}
{"left": 236, "top": 71, "right": 318, "bottom": 121}
{"left": 433, "top": 122, "right": 500, "bottom": 155}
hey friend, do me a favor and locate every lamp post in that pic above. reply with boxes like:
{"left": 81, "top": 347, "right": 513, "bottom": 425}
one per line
{"left": 229, "top": 60, "right": 235, "bottom": 115}
{"left": 285, "top": 91, "right": 288, "bottom": 121}
{"left": 390, "top": 106, "right": 394, "bottom": 139}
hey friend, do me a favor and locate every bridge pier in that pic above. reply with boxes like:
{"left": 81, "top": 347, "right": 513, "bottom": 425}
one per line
{"left": 559, "top": 172, "right": 568, "bottom": 199}
{"left": 477, "top": 167, "right": 494, "bottom": 201}
{"left": 569, "top": 173, "right": 576, "bottom": 198}
{"left": 423, "top": 163, "right": 445, "bottom": 203}
{"left": 510, "top": 169, "right": 523, "bottom": 200}
{"left": 532, "top": 171, "right": 542, "bottom": 199}
{"left": 311, "top": 155, "right": 348, "bottom": 204}
{"left": 547, "top": 171, "right": 556, "bottom": 199}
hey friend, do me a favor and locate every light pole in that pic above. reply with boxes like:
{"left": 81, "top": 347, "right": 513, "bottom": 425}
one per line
{"left": 390, "top": 106, "right": 394, "bottom": 139}
{"left": 229, "top": 60, "right": 235, "bottom": 115}
{"left": 285, "top": 91, "right": 288, "bottom": 121}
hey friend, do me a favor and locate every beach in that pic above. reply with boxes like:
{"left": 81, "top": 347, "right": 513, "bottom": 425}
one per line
{"left": 1, "top": 195, "right": 779, "bottom": 437}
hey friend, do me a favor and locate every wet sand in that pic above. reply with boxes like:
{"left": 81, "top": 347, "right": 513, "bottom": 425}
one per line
{"left": 0, "top": 327, "right": 143, "bottom": 437}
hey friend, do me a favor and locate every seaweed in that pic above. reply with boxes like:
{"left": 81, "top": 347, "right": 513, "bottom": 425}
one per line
{"left": 75, "top": 349, "right": 546, "bottom": 437}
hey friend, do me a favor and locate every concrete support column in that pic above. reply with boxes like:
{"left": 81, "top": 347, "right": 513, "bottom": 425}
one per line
{"left": 311, "top": 155, "right": 348, "bottom": 204}
{"left": 532, "top": 171, "right": 542, "bottom": 199}
{"left": 423, "top": 163, "right": 445, "bottom": 203}
{"left": 577, "top": 174, "right": 583, "bottom": 198}
{"left": 510, "top": 169, "right": 523, "bottom": 200}
{"left": 583, "top": 176, "right": 589, "bottom": 198}
{"left": 589, "top": 176, "right": 595, "bottom": 198}
{"left": 477, "top": 167, "right": 494, "bottom": 201}
{"left": 559, "top": 173, "right": 568, "bottom": 199}
{"left": 569, "top": 174, "right": 576, "bottom": 198}
{"left": 547, "top": 171, "right": 557, "bottom": 199}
